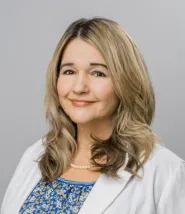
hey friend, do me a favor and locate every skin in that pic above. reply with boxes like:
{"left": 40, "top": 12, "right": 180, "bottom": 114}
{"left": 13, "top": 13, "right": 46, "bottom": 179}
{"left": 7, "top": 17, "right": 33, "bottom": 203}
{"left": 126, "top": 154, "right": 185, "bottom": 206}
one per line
{"left": 57, "top": 38, "right": 119, "bottom": 167}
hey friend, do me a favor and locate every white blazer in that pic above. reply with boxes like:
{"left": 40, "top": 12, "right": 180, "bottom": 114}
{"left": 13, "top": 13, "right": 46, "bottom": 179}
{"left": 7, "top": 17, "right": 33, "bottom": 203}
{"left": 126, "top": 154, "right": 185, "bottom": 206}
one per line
{"left": 1, "top": 138, "right": 185, "bottom": 214}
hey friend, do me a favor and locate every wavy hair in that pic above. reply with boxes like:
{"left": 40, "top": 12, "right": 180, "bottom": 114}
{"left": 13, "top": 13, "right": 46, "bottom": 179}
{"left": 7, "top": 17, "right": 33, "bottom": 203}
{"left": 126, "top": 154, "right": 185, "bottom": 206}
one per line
{"left": 38, "top": 17, "right": 162, "bottom": 183}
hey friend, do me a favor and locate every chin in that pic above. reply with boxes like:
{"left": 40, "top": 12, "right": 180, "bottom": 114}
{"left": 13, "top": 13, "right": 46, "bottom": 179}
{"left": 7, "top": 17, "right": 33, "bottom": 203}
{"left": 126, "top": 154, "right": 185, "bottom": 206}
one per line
{"left": 70, "top": 117, "right": 95, "bottom": 125}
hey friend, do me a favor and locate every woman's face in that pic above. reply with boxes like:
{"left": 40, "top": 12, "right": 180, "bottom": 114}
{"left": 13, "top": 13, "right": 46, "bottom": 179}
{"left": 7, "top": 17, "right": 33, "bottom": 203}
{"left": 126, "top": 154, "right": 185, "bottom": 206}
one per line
{"left": 57, "top": 38, "right": 119, "bottom": 125}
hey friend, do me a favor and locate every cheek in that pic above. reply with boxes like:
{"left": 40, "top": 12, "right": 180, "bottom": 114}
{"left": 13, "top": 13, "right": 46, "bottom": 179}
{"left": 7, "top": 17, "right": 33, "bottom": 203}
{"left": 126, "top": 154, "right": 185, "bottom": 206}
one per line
{"left": 95, "top": 81, "right": 116, "bottom": 101}
{"left": 57, "top": 78, "right": 71, "bottom": 97}
{"left": 57, "top": 79, "right": 72, "bottom": 114}
{"left": 96, "top": 81, "right": 119, "bottom": 112}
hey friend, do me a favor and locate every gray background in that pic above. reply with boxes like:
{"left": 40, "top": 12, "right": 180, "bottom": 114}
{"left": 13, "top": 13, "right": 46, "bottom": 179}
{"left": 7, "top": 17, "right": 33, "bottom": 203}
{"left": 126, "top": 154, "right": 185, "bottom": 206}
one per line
{"left": 0, "top": 0, "right": 184, "bottom": 204}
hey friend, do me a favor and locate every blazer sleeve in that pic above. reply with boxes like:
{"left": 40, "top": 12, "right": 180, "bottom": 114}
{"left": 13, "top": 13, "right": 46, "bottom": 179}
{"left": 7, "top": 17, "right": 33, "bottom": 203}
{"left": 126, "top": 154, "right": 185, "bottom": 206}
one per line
{"left": 0, "top": 146, "right": 31, "bottom": 213}
{"left": 157, "top": 161, "right": 185, "bottom": 214}
{"left": 0, "top": 139, "right": 43, "bottom": 213}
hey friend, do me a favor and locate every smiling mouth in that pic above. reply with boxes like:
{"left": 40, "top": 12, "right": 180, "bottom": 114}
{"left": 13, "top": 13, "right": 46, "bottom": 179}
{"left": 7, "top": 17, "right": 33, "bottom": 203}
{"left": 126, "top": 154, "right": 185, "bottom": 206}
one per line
{"left": 71, "top": 100, "right": 94, "bottom": 107}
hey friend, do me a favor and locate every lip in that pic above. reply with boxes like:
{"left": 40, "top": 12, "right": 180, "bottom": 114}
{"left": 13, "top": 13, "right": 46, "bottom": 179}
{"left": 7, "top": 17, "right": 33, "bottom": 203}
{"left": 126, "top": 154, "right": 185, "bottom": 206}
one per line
{"left": 71, "top": 99, "right": 95, "bottom": 103}
{"left": 71, "top": 100, "right": 94, "bottom": 107}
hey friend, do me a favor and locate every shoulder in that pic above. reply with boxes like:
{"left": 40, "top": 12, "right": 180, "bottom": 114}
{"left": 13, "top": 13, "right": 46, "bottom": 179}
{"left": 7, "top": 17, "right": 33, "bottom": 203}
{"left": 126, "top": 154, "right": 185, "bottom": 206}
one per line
{"left": 147, "top": 142, "right": 185, "bottom": 172}
{"left": 142, "top": 142, "right": 185, "bottom": 180}
{"left": 131, "top": 143, "right": 185, "bottom": 208}
{"left": 12, "top": 137, "right": 46, "bottom": 174}
{"left": 140, "top": 142, "right": 185, "bottom": 196}
{"left": 130, "top": 142, "right": 185, "bottom": 183}
{"left": 8, "top": 138, "right": 46, "bottom": 175}
{"left": 132, "top": 142, "right": 185, "bottom": 189}
{"left": 20, "top": 137, "right": 46, "bottom": 162}
{"left": 149, "top": 143, "right": 185, "bottom": 212}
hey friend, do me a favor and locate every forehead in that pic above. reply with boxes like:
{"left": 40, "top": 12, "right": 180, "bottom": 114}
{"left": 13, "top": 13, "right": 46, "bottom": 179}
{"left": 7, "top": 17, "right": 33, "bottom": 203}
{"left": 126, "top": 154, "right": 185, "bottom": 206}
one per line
{"left": 61, "top": 38, "right": 106, "bottom": 64}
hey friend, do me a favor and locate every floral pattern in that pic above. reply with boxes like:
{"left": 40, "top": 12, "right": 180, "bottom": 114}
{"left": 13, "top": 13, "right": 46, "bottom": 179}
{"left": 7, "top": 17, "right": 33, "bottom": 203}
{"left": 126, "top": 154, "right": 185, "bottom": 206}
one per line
{"left": 19, "top": 177, "right": 96, "bottom": 214}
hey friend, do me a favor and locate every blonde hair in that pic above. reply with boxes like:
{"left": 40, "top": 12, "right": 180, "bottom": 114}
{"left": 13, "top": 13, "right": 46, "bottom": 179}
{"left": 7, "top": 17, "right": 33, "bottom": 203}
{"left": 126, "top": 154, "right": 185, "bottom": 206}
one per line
{"left": 38, "top": 17, "right": 162, "bottom": 183}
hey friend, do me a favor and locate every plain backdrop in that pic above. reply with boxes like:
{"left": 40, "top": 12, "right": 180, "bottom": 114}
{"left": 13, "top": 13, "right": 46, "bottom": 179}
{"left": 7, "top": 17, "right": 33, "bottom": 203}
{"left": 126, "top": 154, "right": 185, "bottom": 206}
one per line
{"left": 0, "top": 0, "right": 184, "bottom": 204}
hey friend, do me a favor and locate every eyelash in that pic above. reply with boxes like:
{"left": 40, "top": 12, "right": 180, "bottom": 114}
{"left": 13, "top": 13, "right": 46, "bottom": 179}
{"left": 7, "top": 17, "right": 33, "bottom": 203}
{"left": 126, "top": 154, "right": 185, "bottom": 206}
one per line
{"left": 62, "top": 70, "right": 106, "bottom": 78}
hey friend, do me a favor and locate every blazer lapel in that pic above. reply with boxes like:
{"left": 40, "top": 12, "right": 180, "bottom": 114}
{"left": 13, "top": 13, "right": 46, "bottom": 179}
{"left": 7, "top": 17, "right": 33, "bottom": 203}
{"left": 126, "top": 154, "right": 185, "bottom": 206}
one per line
{"left": 12, "top": 161, "right": 42, "bottom": 213}
{"left": 78, "top": 168, "right": 133, "bottom": 214}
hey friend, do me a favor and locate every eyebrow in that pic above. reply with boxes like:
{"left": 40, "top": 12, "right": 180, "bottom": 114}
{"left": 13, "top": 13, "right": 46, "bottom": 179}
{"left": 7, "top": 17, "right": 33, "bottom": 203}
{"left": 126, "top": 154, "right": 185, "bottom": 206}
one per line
{"left": 59, "top": 62, "right": 108, "bottom": 70}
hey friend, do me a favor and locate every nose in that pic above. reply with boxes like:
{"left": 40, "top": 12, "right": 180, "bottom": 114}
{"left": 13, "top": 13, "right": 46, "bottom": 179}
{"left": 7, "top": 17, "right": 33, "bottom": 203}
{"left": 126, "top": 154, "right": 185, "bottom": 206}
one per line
{"left": 72, "top": 72, "right": 89, "bottom": 94}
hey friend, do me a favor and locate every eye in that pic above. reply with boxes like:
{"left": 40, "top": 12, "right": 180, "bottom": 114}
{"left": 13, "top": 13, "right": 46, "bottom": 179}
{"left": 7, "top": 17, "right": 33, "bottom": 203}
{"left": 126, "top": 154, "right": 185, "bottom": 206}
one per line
{"left": 91, "top": 71, "right": 106, "bottom": 78}
{"left": 62, "top": 70, "right": 74, "bottom": 75}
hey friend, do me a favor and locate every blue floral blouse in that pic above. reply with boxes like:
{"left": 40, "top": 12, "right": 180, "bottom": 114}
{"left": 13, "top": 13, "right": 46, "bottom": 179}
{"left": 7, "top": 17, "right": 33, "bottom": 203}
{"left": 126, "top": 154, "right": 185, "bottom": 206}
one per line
{"left": 19, "top": 177, "right": 96, "bottom": 214}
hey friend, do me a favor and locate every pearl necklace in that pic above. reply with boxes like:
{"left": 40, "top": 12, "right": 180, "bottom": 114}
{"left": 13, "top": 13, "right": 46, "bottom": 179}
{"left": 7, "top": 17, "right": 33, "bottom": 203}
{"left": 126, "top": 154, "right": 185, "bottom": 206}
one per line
{"left": 70, "top": 163, "right": 94, "bottom": 169}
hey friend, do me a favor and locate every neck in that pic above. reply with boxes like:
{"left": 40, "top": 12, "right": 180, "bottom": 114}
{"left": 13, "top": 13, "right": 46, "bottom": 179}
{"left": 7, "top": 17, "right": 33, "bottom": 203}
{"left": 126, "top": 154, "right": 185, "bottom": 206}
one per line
{"left": 72, "top": 120, "right": 113, "bottom": 165}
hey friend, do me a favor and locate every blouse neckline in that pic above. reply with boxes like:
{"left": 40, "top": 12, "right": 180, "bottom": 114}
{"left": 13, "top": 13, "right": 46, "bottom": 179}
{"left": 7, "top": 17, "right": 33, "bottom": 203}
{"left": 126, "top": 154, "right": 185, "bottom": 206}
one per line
{"left": 57, "top": 177, "right": 96, "bottom": 186}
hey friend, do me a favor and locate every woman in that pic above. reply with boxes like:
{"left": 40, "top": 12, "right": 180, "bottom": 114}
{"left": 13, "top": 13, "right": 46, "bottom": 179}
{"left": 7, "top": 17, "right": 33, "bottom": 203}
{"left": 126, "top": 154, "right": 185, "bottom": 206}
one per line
{"left": 1, "top": 17, "right": 185, "bottom": 214}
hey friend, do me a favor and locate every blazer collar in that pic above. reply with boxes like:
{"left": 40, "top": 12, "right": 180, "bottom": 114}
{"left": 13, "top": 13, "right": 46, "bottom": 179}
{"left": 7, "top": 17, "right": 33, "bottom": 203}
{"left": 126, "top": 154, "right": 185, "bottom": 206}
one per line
{"left": 79, "top": 168, "right": 133, "bottom": 214}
